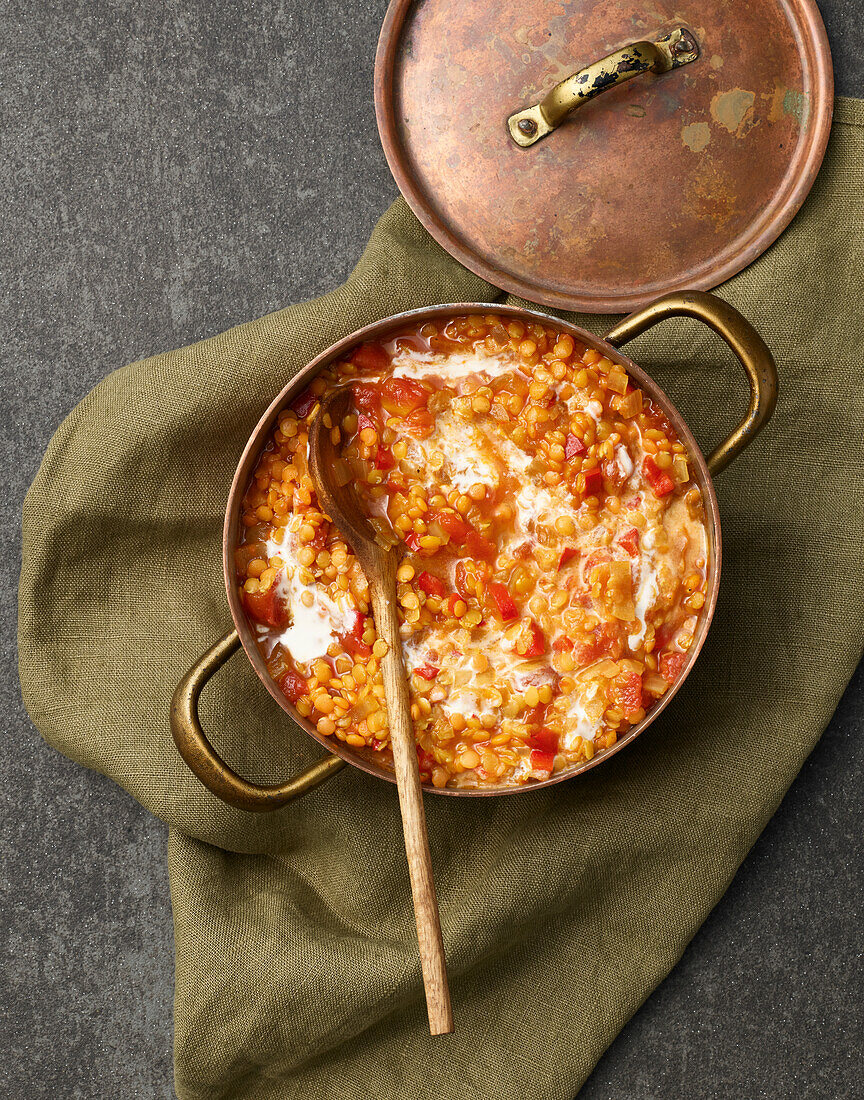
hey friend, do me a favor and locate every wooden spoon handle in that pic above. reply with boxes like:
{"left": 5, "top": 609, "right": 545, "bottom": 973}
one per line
{"left": 369, "top": 555, "right": 454, "bottom": 1036}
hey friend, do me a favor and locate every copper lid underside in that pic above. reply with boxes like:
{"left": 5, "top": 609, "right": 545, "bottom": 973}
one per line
{"left": 375, "top": 0, "right": 833, "bottom": 312}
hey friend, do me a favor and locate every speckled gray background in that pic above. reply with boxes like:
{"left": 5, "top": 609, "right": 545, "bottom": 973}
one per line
{"left": 2, "top": 2, "right": 862, "bottom": 1097}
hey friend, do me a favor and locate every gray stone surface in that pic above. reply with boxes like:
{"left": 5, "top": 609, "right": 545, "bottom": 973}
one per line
{"left": 1, "top": 1, "right": 861, "bottom": 1096}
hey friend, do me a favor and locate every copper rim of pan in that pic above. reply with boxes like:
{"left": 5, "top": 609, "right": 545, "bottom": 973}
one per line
{"left": 222, "top": 303, "right": 722, "bottom": 796}
{"left": 373, "top": 0, "right": 834, "bottom": 313}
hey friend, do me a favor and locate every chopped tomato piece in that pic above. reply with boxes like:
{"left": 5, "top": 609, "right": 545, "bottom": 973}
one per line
{"left": 415, "top": 663, "right": 440, "bottom": 681}
{"left": 619, "top": 527, "right": 640, "bottom": 556}
{"left": 416, "top": 571, "right": 446, "bottom": 598}
{"left": 341, "top": 611, "right": 372, "bottom": 659}
{"left": 558, "top": 546, "right": 579, "bottom": 569}
{"left": 402, "top": 407, "right": 435, "bottom": 437}
{"left": 528, "top": 727, "right": 559, "bottom": 754}
{"left": 583, "top": 548, "right": 612, "bottom": 573}
{"left": 464, "top": 530, "right": 496, "bottom": 559}
{"left": 417, "top": 746, "right": 435, "bottom": 776}
{"left": 583, "top": 467, "right": 603, "bottom": 496}
{"left": 279, "top": 669, "right": 308, "bottom": 703}
{"left": 352, "top": 382, "right": 382, "bottom": 419}
{"left": 242, "top": 579, "right": 288, "bottom": 628}
{"left": 404, "top": 531, "right": 422, "bottom": 552}
{"left": 552, "top": 635, "right": 574, "bottom": 653}
{"left": 530, "top": 749, "right": 556, "bottom": 774}
{"left": 643, "top": 456, "right": 675, "bottom": 498}
{"left": 565, "top": 433, "right": 586, "bottom": 459}
{"left": 429, "top": 509, "right": 470, "bottom": 542}
{"left": 357, "top": 412, "right": 376, "bottom": 433}
{"left": 374, "top": 445, "right": 395, "bottom": 470}
{"left": 428, "top": 509, "right": 496, "bottom": 559}
{"left": 290, "top": 388, "right": 317, "bottom": 419}
{"left": 524, "top": 701, "right": 550, "bottom": 728}
{"left": 659, "top": 651, "right": 686, "bottom": 683}
{"left": 380, "top": 376, "right": 429, "bottom": 416}
{"left": 488, "top": 581, "right": 518, "bottom": 622}
{"left": 352, "top": 343, "right": 391, "bottom": 372}
{"left": 523, "top": 619, "right": 546, "bottom": 658}
{"left": 574, "top": 621, "right": 624, "bottom": 666}
{"left": 617, "top": 672, "right": 644, "bottom": 718}
{"left": 454, "top": 561, "right": 473, "bottom": 600}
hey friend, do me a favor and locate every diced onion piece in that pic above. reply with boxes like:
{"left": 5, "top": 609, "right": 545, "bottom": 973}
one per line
{"left": 608, "top": 369, "right": 628, "bottom": 395}
{"left": 370, "top": 516, "right": 398, "bottom": 548}
{"left": 672, "top": 454, "right": 689, "bottom": 483}
{"left": 335, "top": 459, "right": 352, "bottom": 487}
{"left": 618, "top": 390, "right": 643, "bottom": 419}
{"left": 607, "top": 560, "right": 636, "bottom": 621}
{"left": 427, "top": 520, "right": 451, "bottom": 544}
{"left": 643, "top": 671, "right": 670, "bottom": 695}
{"left": 578, "top": 658, "right": 620, "bottom": 680}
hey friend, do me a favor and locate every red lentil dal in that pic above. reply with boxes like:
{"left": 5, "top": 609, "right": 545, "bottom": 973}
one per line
{"left": 236, "top": 313, "right": 709, "bottom": 789}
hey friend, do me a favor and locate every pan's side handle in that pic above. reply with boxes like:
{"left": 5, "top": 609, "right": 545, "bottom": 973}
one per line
{"left": 170, "top": 629, "right": 345, "bottom": 811}
{"left": 605, "top": 291, "right": 778, "bottom": 475}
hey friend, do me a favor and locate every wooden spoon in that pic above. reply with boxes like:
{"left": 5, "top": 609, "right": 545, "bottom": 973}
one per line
{"left": 308, "top": 386, "right": 454, "bottom": 1036}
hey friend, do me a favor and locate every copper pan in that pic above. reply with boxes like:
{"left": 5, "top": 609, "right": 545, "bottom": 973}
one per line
{"left": 171, "top": 293, "right": 777, "bottom": 809}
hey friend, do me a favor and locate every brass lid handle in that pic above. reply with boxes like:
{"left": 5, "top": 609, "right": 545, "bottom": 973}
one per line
{"left": 508, "top": 27, "right": 700, "bottom": 148}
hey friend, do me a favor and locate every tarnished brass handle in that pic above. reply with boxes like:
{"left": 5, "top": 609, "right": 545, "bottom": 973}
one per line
{"left": 604, "top": 291, "right": 778, "bottom": 476}
{"left": 508, "top": 27, "right": 700, "bottom": 148}
{"left": 170, "top": 629, "right": 345, "bottom": 811}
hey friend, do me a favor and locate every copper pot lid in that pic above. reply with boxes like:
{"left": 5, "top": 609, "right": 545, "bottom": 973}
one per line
{"left": 375, "top": 0, "right": 833, "bottom": 313}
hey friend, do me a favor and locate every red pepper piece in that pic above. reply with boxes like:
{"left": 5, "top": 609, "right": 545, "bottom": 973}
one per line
{"left": 417, "top": 746, "right": 435, "bottom": 776}
{"left": 643, "top": 456, "right": 675, "bottom": 498}
{"left": 415, "top": 663, "right": 440, "bottom": 681}
{"left": 290, "top": 388, "right": 317, "bottom": 419}
{"left": 618, "top": 527, "right": 640, "bottom": 556}
{"left": 404, "top": 532, "right": 422, "bottom": 552}
{"left": 356, "top": 412, "right": 376, "bottom": 433}
{"left": 582, "top": 467, "right": 603, "bottom": 496}
{"left": 558, "top": 546, "right": 578, "bottom": 569}
{"left": 617, "top": 672, "right": 644, "bottom": 718}
{"left": 523, "top": 619, "right": 546, "bottom": 658}
{"left": 528, "top": 727, "right": 559, "bottom": 754}
{"left": 352, "top": 343, "right": 391, "bottom": 372}
{"left": 242, "top": 578, "right": 288, "bottom": 628}
{"left": 416, "top": 571, "right": 446, "bottom": 598}
{"left": 488, "top": 581, "right": 518, "bottom": 622}
{"left": 552, "top": 635, "right": 574, "bottom": 653}
{"left": 565, "top": 432, "right": 586, "bottom": 459}
{"left": 374, "top": 445, "right": 395, "bottom": 470}
{"left": 659, "top": 651, "right": 686, "bottom": 684}
{"left": 530, "top": 749, "right": 556, "bottom": 774}
{"left": 279, "top": 669, "right": 308, "bottom": 703}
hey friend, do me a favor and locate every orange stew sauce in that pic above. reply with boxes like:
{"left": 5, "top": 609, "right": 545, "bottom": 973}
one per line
{"left": 236, "top": 313, "right": 709, "bottom": 789}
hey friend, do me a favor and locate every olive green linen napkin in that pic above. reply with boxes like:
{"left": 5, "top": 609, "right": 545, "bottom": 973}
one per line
{"left": 19, "top": 97, "right": 864, "bottom": 1099}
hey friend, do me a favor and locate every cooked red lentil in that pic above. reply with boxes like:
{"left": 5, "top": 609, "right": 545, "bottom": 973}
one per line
{"left": 236, "top": 313, "right": 709, "bottom": 789}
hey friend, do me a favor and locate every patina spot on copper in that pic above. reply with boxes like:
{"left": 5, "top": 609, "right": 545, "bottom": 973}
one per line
{"left": 710, "top": 87, "right": 757, "bottom": 135}
{"left": 375, "top": 0, "right": 833, "bottom": 313}
{"left": 681, "top": 121, "right": 711, "bottom": 152}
